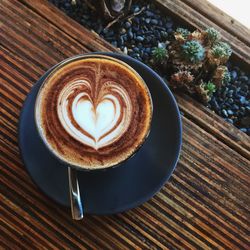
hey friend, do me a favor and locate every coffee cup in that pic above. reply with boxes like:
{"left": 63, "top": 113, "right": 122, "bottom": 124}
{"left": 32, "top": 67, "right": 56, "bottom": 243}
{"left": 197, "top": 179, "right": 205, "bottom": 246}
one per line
{"left": 34, "top": 54, "right": 153, "bottom": 218}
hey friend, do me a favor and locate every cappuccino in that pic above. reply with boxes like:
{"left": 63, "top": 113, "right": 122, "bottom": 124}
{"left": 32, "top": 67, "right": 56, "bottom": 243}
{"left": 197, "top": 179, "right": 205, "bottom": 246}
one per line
{"left": 35, "top": 56, "right": 152, "bottom": 169}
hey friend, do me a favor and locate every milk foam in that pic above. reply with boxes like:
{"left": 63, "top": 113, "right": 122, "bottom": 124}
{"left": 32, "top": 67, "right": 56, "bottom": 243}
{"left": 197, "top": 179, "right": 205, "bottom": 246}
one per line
{"left": 57, "top": 79, "right": 132, "bottom": 149}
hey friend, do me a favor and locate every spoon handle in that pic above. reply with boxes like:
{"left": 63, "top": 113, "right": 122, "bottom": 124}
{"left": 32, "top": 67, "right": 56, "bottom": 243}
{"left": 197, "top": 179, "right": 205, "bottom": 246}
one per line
{"left": 68, "top": 167, "right": 84, "bottom": 220}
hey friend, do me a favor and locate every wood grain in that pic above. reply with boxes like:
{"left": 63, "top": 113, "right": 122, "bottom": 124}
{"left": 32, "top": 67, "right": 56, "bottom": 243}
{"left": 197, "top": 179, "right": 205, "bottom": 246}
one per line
{"left": 0, "top": 0, "right": 249, "bottom": 249}
{"left": 181, "top": 0, "right": 250, "bottom": 47}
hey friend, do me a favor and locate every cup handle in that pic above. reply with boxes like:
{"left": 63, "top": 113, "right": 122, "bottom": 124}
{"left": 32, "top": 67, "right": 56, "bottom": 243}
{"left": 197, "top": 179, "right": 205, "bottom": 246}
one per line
{"left": 68, "top": 167, "right": 84, "bottom": 220}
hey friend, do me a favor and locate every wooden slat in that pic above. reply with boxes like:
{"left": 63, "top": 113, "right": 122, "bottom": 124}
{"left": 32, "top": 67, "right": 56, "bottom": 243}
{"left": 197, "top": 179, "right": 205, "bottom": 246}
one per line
{"left": 181, "top": 0, "right": 250, "bottom": 47}
{"left": 0, "top": 0, "right": 249, "bottom": 249}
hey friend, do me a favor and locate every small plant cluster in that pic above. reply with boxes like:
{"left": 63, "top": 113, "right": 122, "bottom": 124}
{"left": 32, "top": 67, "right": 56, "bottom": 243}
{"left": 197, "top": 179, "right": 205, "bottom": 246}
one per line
{"left": 152, "top": 27, "right": 232, "bottom": 102}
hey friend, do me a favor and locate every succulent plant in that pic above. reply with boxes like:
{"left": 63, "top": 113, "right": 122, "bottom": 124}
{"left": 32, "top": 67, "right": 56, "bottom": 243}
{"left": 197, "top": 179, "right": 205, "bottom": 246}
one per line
{"left": 212, "top": 66, "right": 231, "bottom": 87}
{"left": 165, "top": 26, "right": 231, "bottom": 102}
{"left": 170, "top": 70, "right": 195, "bottom": 93}
{"left": 205, "top": 27, "right": 221, "bottom": 44}
{"left": 174, "top": 28, "right": 191, "bottom": 40}
{"left": 208, "top": 42, "right": 232, "bottom": 65}
{"left": 196, "top": 81, "right": 216, "bottom": 102}
{"left": 181, "top": 40, "right": 205, "bottom": 64}
{"left": 187, "top": 30, "right": 204, "bottom": 42}
{"left": 152, "top": 47, "right": 168, "bottom": 64}
{"left": 212, "top": 42, "right": 232, "bottom": 58}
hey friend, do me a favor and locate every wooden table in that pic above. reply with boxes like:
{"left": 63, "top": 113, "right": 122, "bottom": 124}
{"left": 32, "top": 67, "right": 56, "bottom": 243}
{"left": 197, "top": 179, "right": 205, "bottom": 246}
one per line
{"left": 0, "top": 0, "right": 249, "bottom": 249}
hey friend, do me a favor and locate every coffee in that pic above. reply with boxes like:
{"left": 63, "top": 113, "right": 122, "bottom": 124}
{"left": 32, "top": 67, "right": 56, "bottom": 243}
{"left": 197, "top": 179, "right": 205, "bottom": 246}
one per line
{"left": 35, "top": 55, "right": 152, "bottom": 169}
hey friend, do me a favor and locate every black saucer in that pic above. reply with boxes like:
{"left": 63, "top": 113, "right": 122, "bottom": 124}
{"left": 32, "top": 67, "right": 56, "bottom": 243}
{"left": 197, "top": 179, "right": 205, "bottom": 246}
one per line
{"left": 18, "top": 53, "right": 182, "bottom": 215}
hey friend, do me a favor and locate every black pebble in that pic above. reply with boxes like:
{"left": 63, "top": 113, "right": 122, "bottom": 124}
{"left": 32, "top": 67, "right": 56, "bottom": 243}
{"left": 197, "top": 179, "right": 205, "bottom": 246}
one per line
{"left": 124, "top": 21, "right": 131, "bottom": 29}
{"left": 136, "top": 36, "right": 144, "bottom": 42}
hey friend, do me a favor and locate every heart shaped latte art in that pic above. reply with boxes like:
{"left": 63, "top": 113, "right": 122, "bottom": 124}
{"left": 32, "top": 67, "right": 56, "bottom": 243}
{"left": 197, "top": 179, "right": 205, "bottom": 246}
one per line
{"left": 57, "top": 79, "right": 132, "bottom": 149}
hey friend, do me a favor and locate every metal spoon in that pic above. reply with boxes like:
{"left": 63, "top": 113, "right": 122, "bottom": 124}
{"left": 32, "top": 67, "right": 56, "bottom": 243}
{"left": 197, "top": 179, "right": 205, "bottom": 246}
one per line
{"left": 68, "top": 167, "right": 84, "bottom": 220}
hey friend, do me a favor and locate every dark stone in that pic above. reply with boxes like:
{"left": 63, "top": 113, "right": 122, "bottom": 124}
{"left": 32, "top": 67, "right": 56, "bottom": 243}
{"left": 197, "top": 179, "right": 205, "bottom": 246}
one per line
{"left": 227, "top": 90, "right": 234, "bottom": 97}
{"left": 133, "top": 6, "right": 140, "bottom": 13}
{"left": 145, "top": 10, "right": 154, "bottom": 17}
{"left": 151, "top": 19, "right": 158, "bottom": 25}
{"left": 133, "top": 47, "right": 140, "bottom": 52}
{"left": 224, "top": 118, "right": 233, "bottom": 124}
{"left": 166, "top": 21, "right": 173, "bottom": 28}
{"left": 103, "top": 29, "right": 109, "bottom": 34}
{"left": 160, "top": 31, "right": 168, "bottom": 39}
{"left": 239, "top": 96, "right": 246, "bottom": 105}
{"left": 240, "top": 128, "right": 247, "bottom": 133}
{"left": 118, "top": 36, "right": 124, "bottom": 46}
{"left": 133, "top": 25, "right": 140, "bottom": 32}
{"left": 210, "top": 98, "right": 220, "bottom": 111}
{"left": 239, "top": 90, "right": 247, "bottom": 96}
{"left": 124, "top": 21, "right": 131, "bottom": 29}
{"left": 229, "top": 85, "right": 237, "bottom": 91}
{"left": 232, "top": 104, "right": 239, "bottom": 110}
{"left": 227, "top": 109, "right": 234, "bottom": 116}
{"left": 239, "top": 76, "right": 248, "bottom": 82}
{"left": 230, "top": 70, "right": 237, "bottom": 80}
{"left": 120, "top": 28, "right": 126, "bottom": 34}
{"left": 222, "top": 109, "right": 228, "bottom": 117}
{"left": 128, "top": 29, "right": 133, "bottom": 39}
{"left": 240, "top": 85, "right": 248, "bottom": 92}
{"left": 228, "top": 98, "right": 234, "bottom": 104}
{"left": 167, "top": 28, "right": 173, "bottom": 34}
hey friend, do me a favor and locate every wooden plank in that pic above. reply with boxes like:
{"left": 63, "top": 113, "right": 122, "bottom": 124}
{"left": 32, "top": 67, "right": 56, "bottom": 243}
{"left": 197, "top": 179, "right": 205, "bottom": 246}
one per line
{"left": 181, "top": 0, "right": 250, "bottom": 47}
{"left": 0, "top": 0, "right": 249, "bottom": 249}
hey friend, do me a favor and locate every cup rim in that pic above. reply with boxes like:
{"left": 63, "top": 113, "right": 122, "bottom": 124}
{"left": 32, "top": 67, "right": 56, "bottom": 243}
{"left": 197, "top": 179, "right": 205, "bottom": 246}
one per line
{"left": 34, "top": 54, "right": 153, "bottom": 171}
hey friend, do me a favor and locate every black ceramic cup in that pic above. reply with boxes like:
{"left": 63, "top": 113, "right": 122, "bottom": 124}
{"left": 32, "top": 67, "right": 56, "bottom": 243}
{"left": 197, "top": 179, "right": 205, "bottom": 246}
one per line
{"left": 33, "top": 54, "right": 153, "bottom": 219}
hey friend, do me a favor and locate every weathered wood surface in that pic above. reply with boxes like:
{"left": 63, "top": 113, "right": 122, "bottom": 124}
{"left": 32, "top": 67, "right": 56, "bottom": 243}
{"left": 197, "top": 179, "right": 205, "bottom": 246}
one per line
{"left": 0, "top": 0, "right": 249, "bottom": 249}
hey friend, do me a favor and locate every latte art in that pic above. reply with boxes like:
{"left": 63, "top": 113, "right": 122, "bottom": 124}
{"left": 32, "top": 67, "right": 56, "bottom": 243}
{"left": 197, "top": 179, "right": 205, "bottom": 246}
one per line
{"left": 36, "top": 56, "right": 152, "bottom": 169}
{"left": 57, "top": 79, "right": 132, "bottom": 149}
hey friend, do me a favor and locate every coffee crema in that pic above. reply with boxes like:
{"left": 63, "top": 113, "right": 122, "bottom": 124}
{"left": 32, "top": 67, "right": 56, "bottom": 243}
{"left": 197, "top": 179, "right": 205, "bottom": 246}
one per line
{"left": 36, "top": 56, "right": 152, "bottom": 169}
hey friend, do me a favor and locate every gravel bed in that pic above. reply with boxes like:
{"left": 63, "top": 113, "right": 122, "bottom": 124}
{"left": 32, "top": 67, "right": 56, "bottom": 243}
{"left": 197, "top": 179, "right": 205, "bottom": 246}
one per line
{"left": 49, "top": 0, "right": 250, "bottom": 135}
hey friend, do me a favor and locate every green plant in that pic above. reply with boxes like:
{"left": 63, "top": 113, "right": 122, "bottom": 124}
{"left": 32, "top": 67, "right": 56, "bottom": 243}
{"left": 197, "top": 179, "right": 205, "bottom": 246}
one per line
{"left": 152, "top": 47, "right": 168, "bottom": 63}
{"left": 196, "top": 81, "right": 216, "bottom": 102}
{"left": 166, "top": 27, "right": 231, "bottom": 103}
{"left": 181, "top": 40, "right": 205, "bottom": 63}
{"left": 205, "top": 27, "right": 220, "bottom": 44}
{"left": 175, "top": 28, "right": 191, "bottom": 39}
{"left": 212, "top": 42, "right": 232, "bottom": 58}
{"left": 212, "top": 66, "right": 231, "bottom": 87}
{"left": 204, "top": 81, "right": 216, "bottom": 95}
{"left": 170, "top": 70, "right": 194, "bottom": 93}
